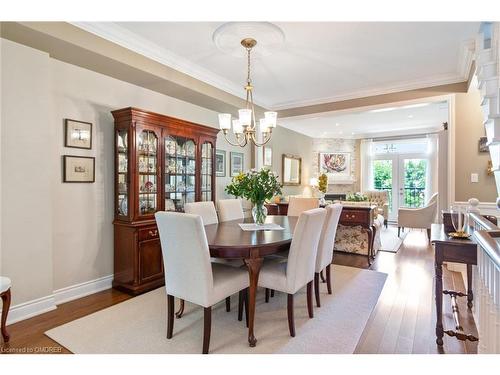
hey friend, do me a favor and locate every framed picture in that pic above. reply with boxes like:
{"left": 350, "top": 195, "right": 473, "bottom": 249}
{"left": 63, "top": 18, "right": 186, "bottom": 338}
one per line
{"left": 319, "top": 152, "right": 350, "bottom": 176}
{"left": 230, "top": 152, "right": 244, "bottom": 176}
{"left": 215, "top": 150, "right": 226, "bottom": 177}
{"left": 263, "top": 146, "right": 273, "bottom": 167}
{"left": 63, "top": 155, "right": 95, "bottom": 183}
{"left": 479, "top": 136, "right": 489, "bottom": 153}
{"left": 65, "top": 119, "right": 92, "bottom": 149}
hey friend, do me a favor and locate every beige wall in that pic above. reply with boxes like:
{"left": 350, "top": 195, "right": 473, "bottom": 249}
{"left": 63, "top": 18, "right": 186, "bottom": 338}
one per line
{"left": 1, "top": 38, "right": 252, "bottom": 306}
{"left": 454, "top": 85, "right": 497, "bottom": 202}
{"left": 262, "top": 125, "right": 313, "bottom": 197}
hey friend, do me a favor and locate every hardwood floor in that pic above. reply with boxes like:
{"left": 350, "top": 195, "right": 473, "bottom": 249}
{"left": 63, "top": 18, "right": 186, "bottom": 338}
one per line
{"left": 0, "top": 228, "right": 477, "bottom": 354}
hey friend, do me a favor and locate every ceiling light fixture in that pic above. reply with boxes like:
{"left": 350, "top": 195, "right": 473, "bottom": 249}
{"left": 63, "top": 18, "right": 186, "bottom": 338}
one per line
{"left": 218, "top": 38, "right": 277, "bottom": 147}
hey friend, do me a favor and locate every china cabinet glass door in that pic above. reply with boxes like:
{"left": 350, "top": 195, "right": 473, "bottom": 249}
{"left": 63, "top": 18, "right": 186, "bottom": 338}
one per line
{"left": 117, "top": 129, "right": 129, "bottom": 216}
{"left": 164, "top": 135, "right": 196, "bottom": 211}
{"left": 201, "top": 142, "right": 213, "bottom": 201}
{"left": 137, "top": 130, "right": 158, "bottom": 216}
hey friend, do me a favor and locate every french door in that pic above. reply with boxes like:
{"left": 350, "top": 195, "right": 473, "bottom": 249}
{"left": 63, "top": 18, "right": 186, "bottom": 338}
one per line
{"left": 373, "top": 154, "right": 428, "bottom": 222}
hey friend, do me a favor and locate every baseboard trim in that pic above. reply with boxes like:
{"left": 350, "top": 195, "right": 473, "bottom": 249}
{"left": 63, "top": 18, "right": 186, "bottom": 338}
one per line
{"left": 53, "top": 275, "right": 113, "bottom": 305}
{"left": 3, "top": 275, "right": 113, "bottom": 325}
{"left": 6, "top": 294, "right": 57, "bottom": 325}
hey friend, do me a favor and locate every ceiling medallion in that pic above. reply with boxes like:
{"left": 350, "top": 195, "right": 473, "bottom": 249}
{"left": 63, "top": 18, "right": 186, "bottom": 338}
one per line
{"left": 218, "top": 37, "right": 277, "bottom": 147}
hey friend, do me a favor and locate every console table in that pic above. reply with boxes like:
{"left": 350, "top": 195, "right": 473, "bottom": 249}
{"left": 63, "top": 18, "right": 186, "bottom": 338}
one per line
{"left": 430, "top": 224, "right": 478, "bottom": 346}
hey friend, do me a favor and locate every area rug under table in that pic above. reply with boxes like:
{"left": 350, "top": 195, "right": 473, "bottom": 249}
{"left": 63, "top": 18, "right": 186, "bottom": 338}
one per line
{"left": 46, "top": 265, "right": 387, "bottom": 354}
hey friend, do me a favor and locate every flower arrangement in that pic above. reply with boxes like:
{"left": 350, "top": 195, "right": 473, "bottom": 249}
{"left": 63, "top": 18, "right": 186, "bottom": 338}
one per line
{"left": 346, "top": 192, "right": 368, "bottom": 202}
{"left": 318, "top": 173, "right": 328, "bottom": 194}
{"left": 225, "top": 168, "right": 282, "bottom": 224}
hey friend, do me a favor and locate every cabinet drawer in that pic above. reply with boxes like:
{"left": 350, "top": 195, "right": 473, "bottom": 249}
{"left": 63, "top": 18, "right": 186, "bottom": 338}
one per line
{"left": 340, "top": 210, "right": 369, "bottom": 224}
{"left": 138, "top": 226, "right": 159, "bottom": 241}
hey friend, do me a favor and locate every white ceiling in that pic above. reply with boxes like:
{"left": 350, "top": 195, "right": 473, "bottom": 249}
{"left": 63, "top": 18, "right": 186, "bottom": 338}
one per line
{"left": 279, "top": 100, "right": 449, "bottom": 138}
{"left": 74, "top": 22, "right": 479, "bottom": 110}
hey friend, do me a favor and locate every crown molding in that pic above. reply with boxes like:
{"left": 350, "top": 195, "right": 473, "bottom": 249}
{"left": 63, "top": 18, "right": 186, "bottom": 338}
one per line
{"left": 457, "top": 39, "right": 476, "bottom": 80}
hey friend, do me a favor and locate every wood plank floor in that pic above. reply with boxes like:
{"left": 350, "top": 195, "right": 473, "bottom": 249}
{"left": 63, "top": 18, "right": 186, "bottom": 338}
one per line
{"left": 0, "top": 228, "right": 477, "bottom": 354}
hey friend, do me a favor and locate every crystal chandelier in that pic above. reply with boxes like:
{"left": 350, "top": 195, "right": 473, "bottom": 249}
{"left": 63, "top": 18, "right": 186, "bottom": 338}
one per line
{"left": 218, "top": 38, "right": 277, "bottom": 147}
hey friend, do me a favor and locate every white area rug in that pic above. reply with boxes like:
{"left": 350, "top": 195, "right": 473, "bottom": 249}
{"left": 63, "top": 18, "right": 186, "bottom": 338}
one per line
{"left": 46, "top": 265, "right": 386, "bottom": 354}
{"left": 379, "top": 226, "right": 406, "bottom": 253}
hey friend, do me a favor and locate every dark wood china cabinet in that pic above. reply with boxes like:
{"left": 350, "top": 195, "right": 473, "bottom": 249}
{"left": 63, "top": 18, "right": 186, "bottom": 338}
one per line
{"left": 112, "top": 107, "right": 218, "bottom": 294}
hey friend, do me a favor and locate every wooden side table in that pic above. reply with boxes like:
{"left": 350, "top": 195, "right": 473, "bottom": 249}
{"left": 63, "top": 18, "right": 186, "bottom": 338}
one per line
{"left": 430, "top": 224, "right": 478, "bottom": 346}
{"left": 1, "top": 276, "right": 11, "bottom": 342}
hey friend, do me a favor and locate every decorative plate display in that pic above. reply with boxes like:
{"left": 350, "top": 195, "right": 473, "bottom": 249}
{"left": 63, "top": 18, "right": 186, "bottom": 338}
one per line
{"left": 119, "top": 197, "right": 128, "bottom": 216}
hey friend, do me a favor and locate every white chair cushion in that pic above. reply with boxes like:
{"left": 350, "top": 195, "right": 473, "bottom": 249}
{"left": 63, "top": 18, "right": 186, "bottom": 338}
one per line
{"left": 184, "top": 201, "right": 219, "bottom": 225}
{"left": 0, "top": 276, "right": 11, "bottom": 293}
{"left": 218, "top": 199, "right": 244, "bottom": 222}
{"left": 210, "top": 263, "right": 249, "bottom": 306}
{"left": 257, "top": 261, "right": 288, "bottom": 291}
{"left": 315, "top": 203, "right": 342, "bottom": 273}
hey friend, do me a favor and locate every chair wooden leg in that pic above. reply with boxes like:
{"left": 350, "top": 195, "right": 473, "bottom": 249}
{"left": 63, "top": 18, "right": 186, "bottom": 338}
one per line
{"left": 202, "top": 306, "right": 212, "bottom": 354}
{"left": 426, "top": 228, "right": 431, "bottom": 240}
{"left": 265, "top": 288, "right": 270, "bottom": 303}
{"left": 326, "top": 264, "right": 332, "bottom": 294}
{"left": 244, "top": 288, "right": 249, "bottom": 328}
{"left": 320, "top": 270, "right": 326, "bottom": 283}
{"left": 287, "top": 294, "right": 295, "bottom": 337}
{"left": 314, "top": 272, "right": 321, "bottom": 307}
{"left": 270, "top": 289, "right": 275, "bottom": 297}
{"left": 167, "top": 294, "right": 174, "bottom": 339}
{"left": 225, "top": 296, "right": 231, "bottom": 312}
{"left": 398, "top": 226, "right": 401, "bottom": 237}
{"left": 238, "top": 291, "right": 244, "bottom": 321}
{"left": 175, "top": 299, "right": 185, "bottom": 319}
{"left": 1, "top": 289, "right": 11, "bottom": 342}
{"left": 307, "top": 281, "right": 314, "bottom": 318}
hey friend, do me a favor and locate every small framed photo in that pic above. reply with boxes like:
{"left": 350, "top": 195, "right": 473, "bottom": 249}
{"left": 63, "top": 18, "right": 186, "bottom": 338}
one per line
{"left": 63, "top": 155, "right": 95, "bottom": 183}
{"left": 230, "top": 152, "right": 244, "bottom": 176}
{"left": 263, "top": 146, "right": 273, "bottom": 167}
{"left": 65, "top": 119, "right": 92, "bottom": 149}
{"left": 215, "top": 150, "right": 226, "bottom": 177}
{"left": 479, "top": 136, "right": 489, "bottom": 153}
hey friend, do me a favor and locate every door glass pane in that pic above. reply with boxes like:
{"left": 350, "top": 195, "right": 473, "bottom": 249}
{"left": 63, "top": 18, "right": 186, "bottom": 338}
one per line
{"left": 117, "top": 129, "right": 129, "bottom": 216}
{"left": 138, "top": 130, "right": 158, "bottom": 215}
{"left": 201, "top": 142, "right": 213, "bottom": 202}
{"left": 402, "top": 159, "right": 427, "bottom": 208}
{"left": 372, "top": 160, "right": 393, "bottom": 213}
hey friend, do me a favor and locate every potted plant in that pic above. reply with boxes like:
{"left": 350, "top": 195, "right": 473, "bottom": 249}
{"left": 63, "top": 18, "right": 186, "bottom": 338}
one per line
{"left": 225, "top": 168, "right": 282, "bottom": 225}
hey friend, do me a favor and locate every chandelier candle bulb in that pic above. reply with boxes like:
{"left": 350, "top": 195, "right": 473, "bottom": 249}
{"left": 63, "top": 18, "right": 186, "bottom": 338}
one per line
{"left": 218, "top": 113, "right": 232, "bottom": 130}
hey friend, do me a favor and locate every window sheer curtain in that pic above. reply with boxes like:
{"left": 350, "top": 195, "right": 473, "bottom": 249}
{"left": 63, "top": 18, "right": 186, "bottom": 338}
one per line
{"left": 425, "top": 134, "right": 439, "bottom": 205}
{"left": 360, "top": 139, "right": 374, "bottom": 193}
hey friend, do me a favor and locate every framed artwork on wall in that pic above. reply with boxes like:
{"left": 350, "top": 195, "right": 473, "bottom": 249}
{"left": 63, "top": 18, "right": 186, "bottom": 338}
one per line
{"left": 65, "top": 119, "right": 93, "bottom": 149}
{"left": 215, "top": 150, "right": 226, "bottom": 177}
{"left": 479, "top": 136, "right": 489, "bottom": 153}
{"left": 263, "top": 146, "right": 273, "bottom": 167}
{"left": 230, "top": 152, "right": 244, "bottom": 176}
{"left": 63, "top": 155, "right": 95, "bottom": 183}
{"left": 319, "top": 152, "right": 350, "bottom": 176}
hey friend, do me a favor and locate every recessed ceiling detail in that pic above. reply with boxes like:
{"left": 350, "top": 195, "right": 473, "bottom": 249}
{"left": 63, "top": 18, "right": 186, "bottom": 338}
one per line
{"left": 212, "top": 22, "right": 285, "bottom": 57}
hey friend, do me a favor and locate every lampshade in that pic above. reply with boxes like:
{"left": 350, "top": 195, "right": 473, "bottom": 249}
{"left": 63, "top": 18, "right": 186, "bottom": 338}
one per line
{"left": 218, "top": 113, "right": 231, "bottom": 130}
{"left": 232, "top": 119, "right": 243, "bottom": 134}
{"left": 310, "top": 177, "right": 318, "bottom": 186}
{"left": 238, "top": 109, "right": 252, "bottom": 127}
{"left": 264, "top": 111, "right": 277, "bottom": 128}
{"left": 259, "top": 118, "right": 269, "bottom": 131}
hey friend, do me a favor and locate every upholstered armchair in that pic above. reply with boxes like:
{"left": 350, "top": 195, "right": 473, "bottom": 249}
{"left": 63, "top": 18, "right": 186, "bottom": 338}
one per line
{"left": 397, "top": 193, "right": 438, "bottom": 239}
{"left": 365, "top": 190, "right": 389, "bottom": 228}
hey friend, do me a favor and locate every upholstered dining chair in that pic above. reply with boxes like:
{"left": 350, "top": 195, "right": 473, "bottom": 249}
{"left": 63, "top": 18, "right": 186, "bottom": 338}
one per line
{"left": 314, "top": 203, "right": 342, "bottom": 307}
{"left": 184, "top": 201, "right": 219, "bottom": 225}
{"left": 258, "top": 208, "right": 326, "bottom": 337}
{"left": 398, "top": 192, "right": 439, "bottom": 239}
{"left": 155, "top": 212, "right": 249, "bottom": 354}
{"left": 1, "top": 276, "right": 11, "bottom": 342}
{"left": 287, "top": 197, "right": 319, "bottom": 217}
{"left": 218, "top": 199, "right": 245, "bottom": 222}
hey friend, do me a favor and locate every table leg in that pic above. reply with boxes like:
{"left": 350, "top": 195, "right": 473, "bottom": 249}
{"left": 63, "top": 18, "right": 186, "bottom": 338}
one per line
{"left": 467, "top": 264, "right": 473, "bottom": 309}
{"left": 370, "top": 224, "right": 377, "bottom": 260}
{"left": 244, "top": 257, "right": 263, "bottom": 347}
{"left": 435, "top": 260, "right": 444, "bottom": 346}
{"left": 365, "top": 227, "right": 373, "bottom": 267}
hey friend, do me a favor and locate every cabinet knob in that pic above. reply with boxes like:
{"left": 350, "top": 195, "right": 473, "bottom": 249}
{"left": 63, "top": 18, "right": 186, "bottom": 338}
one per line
{"left": 149, "top": 230, "right": 158, "bottom": 237}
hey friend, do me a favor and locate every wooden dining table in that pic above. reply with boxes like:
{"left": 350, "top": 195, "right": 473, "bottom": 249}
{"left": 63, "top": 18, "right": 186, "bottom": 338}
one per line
{"left": 204, "top": 215, "right": 297, "bottom": 347}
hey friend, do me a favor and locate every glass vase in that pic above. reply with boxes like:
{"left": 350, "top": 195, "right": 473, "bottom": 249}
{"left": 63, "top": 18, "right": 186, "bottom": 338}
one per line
{"left": 252, "top": 202, "right": 268, "bottom": 225}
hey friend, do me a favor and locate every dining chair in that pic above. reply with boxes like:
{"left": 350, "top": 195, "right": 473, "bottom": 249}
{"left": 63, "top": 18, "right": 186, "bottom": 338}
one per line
{"left": 217, "top": 199, "right": 245, "bottom": 222}
{"left": 287, "top": 197, "right": 319, "bottom": 217}
{"left": 184, "top": 201, "right": 219, "bottom": 225}
{"left": 1, "top": 276, "right": 11, "bottom": 342}
{"left": 258, "top": 208, "right": 326, "bottom": 337}
{"left": 155, "top": 212, "right": 250, "bottom": 354}
{"left": 314, "top": 203, "right": 342, "bottom": 307}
